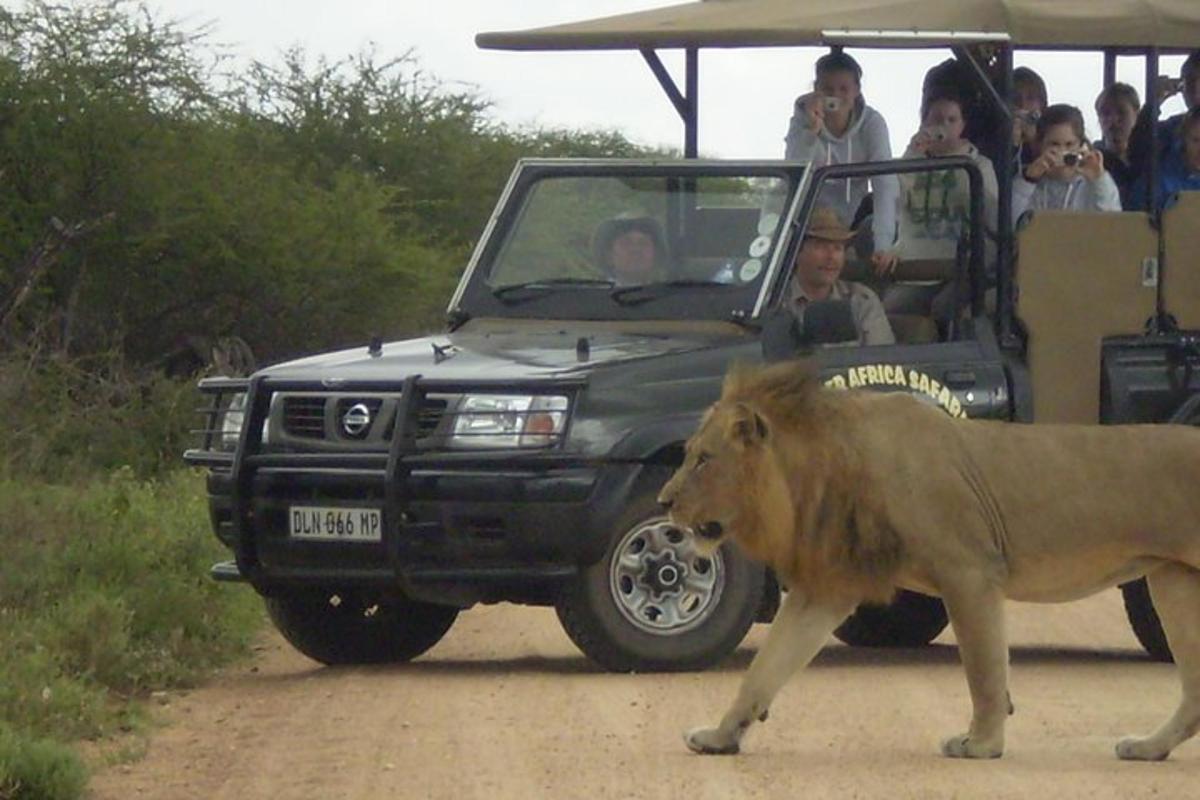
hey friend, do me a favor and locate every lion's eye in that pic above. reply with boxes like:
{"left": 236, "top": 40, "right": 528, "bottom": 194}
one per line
{"left": 695, "top": 453, "right": 710, "bottom": 470}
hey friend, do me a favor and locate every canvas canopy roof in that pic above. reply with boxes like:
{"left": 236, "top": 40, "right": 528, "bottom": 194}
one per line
{"left": 476, "top": 0, "right": 1200, "bottom": 52}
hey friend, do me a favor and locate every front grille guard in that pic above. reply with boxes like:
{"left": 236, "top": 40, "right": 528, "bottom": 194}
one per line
{"left": 186, "top": 374, "right": 583, "bottom": 589}
{"left": 184, "top": 376, "right": 250, "bottom": 469}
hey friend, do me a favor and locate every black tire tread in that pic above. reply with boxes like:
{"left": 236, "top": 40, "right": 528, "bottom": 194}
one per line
{"left": 1120, "top": 578, "right": 1174, "bottom": 663}
{"left": 266, "top": 591, "right": 458, "bottom": 665}
{"left": 834, "top": 590, "right": 949, "bottom": 648}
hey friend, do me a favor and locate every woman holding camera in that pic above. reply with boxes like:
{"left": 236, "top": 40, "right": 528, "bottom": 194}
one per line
{"left": 1013, "top": 104, "right": 1122, "bottom": 225}
{"left": 784, "top": 50, "right": 899, "bottom": 273}
{"left": 883, "top": 90, "right": 998, "bottom": 316}
{"left": 1011, "top": 67, "right": 1049, "bottom": 174}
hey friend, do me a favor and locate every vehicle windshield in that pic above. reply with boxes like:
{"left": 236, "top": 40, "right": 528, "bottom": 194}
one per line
{"left": 455, "top": 164, "right": 799, "bottom": 323}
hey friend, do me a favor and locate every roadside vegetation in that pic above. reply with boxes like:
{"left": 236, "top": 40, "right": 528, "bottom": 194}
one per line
{"left": 0, "top": 2, "right": 660, "bottom": 796}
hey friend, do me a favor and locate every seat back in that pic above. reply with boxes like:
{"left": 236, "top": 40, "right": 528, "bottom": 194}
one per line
{"left": 1016, "top": 211, "right": 1158, "bottom": 423}
{"left": 843, "top": 258, "right": 958, "bottom": 343}
{"left": 684, "top": 206, "right": 762, "bottom": 257}
{"left": 1162, "top": 191, "right": 1200, "bottom": 330}
{"left": 888, "top": 313, "right": 939, "bottom": 344}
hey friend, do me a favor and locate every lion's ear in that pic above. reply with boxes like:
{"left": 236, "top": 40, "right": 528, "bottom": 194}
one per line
{"left": 728, "top": 402, "right": 769, "bottom": 448}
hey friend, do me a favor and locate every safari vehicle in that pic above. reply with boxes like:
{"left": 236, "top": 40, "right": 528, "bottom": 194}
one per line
{"left": 186, "top": 1, "right": 1200, "bottom": 670}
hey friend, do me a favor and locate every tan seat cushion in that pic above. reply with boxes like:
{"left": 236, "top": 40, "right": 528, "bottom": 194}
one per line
{"left": 842, "top": 257, "right": 956, "bottom": 284}
{"left": 1017, "top": 211, "right": 1157, "bottom": 424}
{"left": 1162, "top": 192, "right": 1200, "bottom": 330}
{"left": 888, "top": 313, "right": 939, "bottom": 344}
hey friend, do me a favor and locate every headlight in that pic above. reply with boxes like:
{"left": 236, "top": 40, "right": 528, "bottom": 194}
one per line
{"left": 220, "top": 393, "right": 247, "bottom": 450}
{"left": 449, "top": 394, "right": 569, "bottom": 449}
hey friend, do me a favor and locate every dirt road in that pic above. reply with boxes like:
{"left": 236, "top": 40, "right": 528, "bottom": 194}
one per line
{"left": 89, "top": 590, "right": 1196, "bottom": 800}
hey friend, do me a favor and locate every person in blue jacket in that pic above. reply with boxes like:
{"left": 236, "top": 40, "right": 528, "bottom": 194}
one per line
{"left": 1132, "top": 108, "right": 1200, "bottom": 211}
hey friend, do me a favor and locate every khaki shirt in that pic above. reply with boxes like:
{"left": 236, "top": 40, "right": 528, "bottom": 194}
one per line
{"left": 790, "top": 278, "right": 896, "bottom": 346}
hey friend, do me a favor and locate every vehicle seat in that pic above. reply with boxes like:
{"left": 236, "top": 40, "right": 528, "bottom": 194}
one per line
{"left": 681, "top": 206, "right": 764, "bottom": 281}
{"left": 1016, "top": 211, "right": 1157, "bottom": 423}
{"left": 887, "top": 313, "right": 939, "bottom": 344}
{"left": 1162, "top": 191, "right": 1200, "bottom": 330}
{"left": 843, "top": 257, "right": 956, "bottom": 344}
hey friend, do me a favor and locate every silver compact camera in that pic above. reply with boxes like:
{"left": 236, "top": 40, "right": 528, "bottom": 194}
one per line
{"left": 923, "top": 124, "right": 950, "bottom": 142}
{"left": 821, "top": 96, "right": 842, "bottom": 112}
{"left": 1061, "top": 149, "right": 1086, "bottom": 167}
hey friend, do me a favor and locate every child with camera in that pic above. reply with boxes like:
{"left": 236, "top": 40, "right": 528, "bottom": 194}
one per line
{"left": 784, "top": 50, "right": 899, "bottom": 273}
{"left": 882, "top": 89, "right": 998, "bottom": 316}
{"left": 1013, "top": 104, "right": 1122, "bottom": 224}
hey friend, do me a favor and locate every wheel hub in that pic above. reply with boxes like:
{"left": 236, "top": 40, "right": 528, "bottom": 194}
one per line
{"left": 639, "top": 551, "right": 686, "bottom": 598}
{"left": 608, "top": 516, "right": 724, "bottom": 635}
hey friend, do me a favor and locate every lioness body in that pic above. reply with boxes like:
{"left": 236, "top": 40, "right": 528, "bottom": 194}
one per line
{"left": 660, "top": 362, "right": 1200, "bottom": 760}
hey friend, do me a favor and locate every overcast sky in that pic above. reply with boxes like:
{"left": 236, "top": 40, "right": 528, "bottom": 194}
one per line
{"left": 145, "top": 0, "right": 1187, "bottom": 158}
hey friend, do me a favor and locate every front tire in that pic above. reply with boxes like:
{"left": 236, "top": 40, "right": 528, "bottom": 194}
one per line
{"left": 555, "top": 481, "right": 765, "bottom": 672}
{"left": 1120, "top": 578, "right": 1173, "bottom": 662}
{"left": 265, "top": 590, "right": 458, "bottom": 665}
{"left": 834, "top": 590, "right": 949, "bottom": 647}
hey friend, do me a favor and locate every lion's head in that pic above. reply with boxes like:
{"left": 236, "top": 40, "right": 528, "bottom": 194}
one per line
{"left": 658, "top": 400, "right": 781, "bottom": 556}
{"left": 657, "top": 364, "right": 812, "bottom": 561}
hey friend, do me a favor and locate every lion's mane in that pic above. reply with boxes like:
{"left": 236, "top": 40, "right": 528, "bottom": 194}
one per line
{"left": 719, "top": 361, "right": 905, "bottom": 603}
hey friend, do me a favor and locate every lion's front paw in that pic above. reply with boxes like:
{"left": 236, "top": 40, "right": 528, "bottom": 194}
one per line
{"left": 941, "top": 733, "right": 1003, "bottom": 759}
{"left": 684, "top": 726, "right": 740, "bottom": 755}
{"left": 1115, "top": 736, "right": 1170, "bottom": 762}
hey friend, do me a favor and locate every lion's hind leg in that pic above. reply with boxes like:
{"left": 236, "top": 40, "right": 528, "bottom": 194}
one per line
{"left": 685, "top": 590, "right": 856, "bottom": 755}
{"left": 1117, "top": 562, "right": 1200, "bottom": 761}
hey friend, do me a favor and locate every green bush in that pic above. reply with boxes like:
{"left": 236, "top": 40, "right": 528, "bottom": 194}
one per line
{"left": 0, "top": 722, "right": 87, "bottom": 800}
{"left": 0, "top": 352, "right": 198, "bottom": 481}
{"left": 0, "top": 3, "right": 660, "bottom": 370}
{"left": 0, "top": 471, "right": 262, "bottom": 743}
{"left": 0, "top": 5, "right": 669, "bottom": 797}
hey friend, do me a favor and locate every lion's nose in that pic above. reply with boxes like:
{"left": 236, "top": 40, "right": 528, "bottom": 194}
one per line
{"left": 696, "top": 521, "right": 723, "bottom": 540}
{"left": 658, "top": 494, "right": 673, "bottom": 510}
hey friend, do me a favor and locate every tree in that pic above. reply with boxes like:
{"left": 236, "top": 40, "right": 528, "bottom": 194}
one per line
{"left": 0, "top": 2, "right": 660, "bottom": 367}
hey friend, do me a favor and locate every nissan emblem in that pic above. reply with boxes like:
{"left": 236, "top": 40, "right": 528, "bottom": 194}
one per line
{"left": 342, "top": 403, "right": 372, "bottom": 436}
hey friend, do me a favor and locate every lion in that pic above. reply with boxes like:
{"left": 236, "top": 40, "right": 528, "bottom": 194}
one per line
{"left": 658, "top": 360, "right": 1200, "bottom": 760}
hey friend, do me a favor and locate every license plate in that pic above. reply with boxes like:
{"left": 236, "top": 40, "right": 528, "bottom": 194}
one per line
{"left": 289, "top": 506, "right": 382, "bottom": 542}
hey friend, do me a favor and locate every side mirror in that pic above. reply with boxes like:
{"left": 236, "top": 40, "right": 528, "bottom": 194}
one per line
{"left": 801, "top": 299, "right": 858, "bottom": 345}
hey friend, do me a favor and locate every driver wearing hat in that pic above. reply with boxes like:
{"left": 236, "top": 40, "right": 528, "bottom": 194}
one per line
{"left": 790, "top": 207, "right": 895, "bottom": 345}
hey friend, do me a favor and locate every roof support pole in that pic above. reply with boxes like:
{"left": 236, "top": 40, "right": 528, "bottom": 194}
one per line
{"left": 952, "top": 45, "right": 1008, "bottom": 121}
{"left": 995, "top": 44, "right": 1017, "bottom": 348}
{"left": 640, "top": 47, "right": 699, "bottom": 158}
{"left": 685, "top": 47, "right": 698, "bottom": 158}
{"left": 949, "top": 44, "right": 1016, "bottom": 346}
{"left": 1103, "top": 49, "right": 1117, "bottom": 87}
{"left": 1146, "top": 48, "right": 1161, "bottom": 218}
{"left": 1146, "top": 47, "right": 1170, "bottom": 332}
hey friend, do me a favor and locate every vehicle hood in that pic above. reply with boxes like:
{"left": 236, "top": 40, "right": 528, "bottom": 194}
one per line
{"left": 258, "top": 318, "right": 753, "bottom": 385}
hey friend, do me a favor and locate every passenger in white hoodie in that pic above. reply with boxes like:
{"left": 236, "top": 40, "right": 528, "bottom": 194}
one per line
{"left": 784, "top": 51, "right": 899, "bottom": 274}
{"left": 1013, "top": 104, "right": 1122, "bottom": 226}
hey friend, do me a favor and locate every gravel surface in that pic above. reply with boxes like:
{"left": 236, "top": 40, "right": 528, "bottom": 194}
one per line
{"left": 88, "top": 589, "right": 1196, "bottom": 800}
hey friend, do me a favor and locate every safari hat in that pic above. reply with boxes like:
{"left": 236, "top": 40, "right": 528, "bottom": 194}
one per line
{"left": 803, "top": 207, "right": 856, "bottom": 242}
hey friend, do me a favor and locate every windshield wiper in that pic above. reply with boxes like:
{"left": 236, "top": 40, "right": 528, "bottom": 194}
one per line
{"left": 492, "top": 278, "right": 616, "bottom": 303}
{"left": 610, "top": 280, "right": 732, "bottom": 306}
